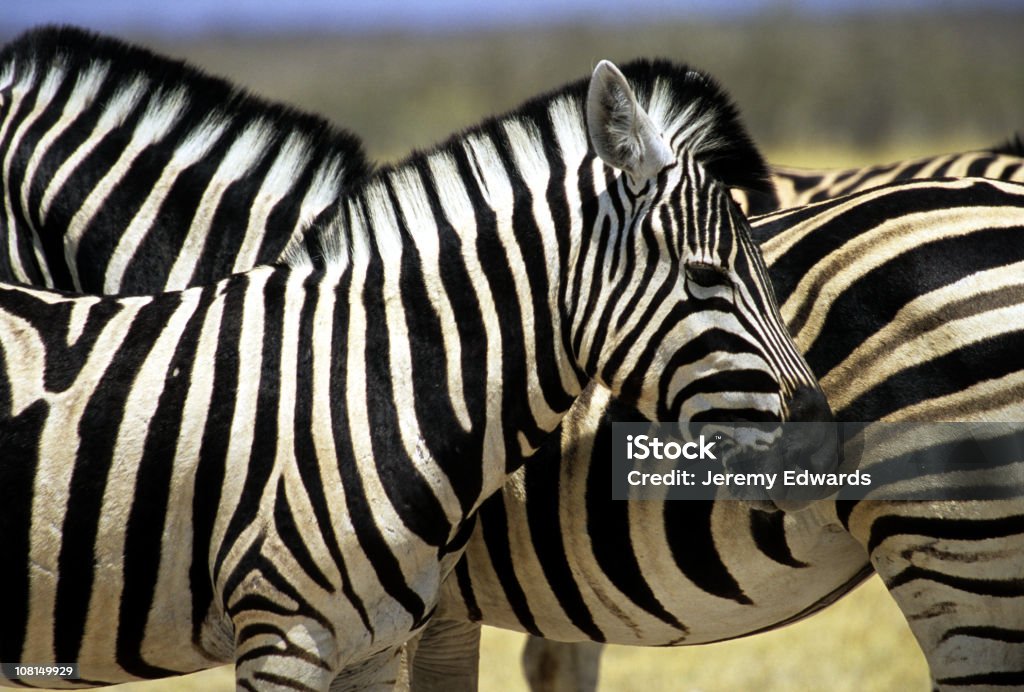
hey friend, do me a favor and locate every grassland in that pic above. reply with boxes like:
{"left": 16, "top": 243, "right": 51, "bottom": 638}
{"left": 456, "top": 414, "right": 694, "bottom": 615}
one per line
{"left": 6, "top": 10, "right": 1018, "bottom": 690}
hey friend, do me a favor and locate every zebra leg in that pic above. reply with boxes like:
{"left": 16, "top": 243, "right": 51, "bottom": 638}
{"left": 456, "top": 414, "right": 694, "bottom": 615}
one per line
{"left": 328, "top": 648, "right": 405, "bottom": 692}
{"left": 522, "top": 637, "right": 603, "bottom": 692}
{"left": 407, "top": 618, "right": 481, "bottom": 691}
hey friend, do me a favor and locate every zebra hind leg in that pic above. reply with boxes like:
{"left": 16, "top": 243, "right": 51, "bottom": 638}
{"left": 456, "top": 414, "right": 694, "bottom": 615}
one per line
{"left": 406, "top": 618, "right": 481, "bottom": 691}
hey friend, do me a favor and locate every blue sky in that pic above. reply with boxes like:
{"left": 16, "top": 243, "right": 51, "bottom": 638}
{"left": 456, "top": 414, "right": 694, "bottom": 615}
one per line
{"left": 4, "top": 0, "right": 1018, "bottom": 36}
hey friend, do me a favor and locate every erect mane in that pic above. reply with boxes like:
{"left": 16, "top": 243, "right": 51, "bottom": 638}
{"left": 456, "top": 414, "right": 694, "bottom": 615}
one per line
{"left": 294, "top": 58, "right": 770, "bottom": 270}
{"left": 989, "top": 133, "right": 1024, "bottom": 157}
{"left": 358, "top": 57, "right": 770, "bottom": 199}
{"left": 1, "top": 25, "right": 372, "bottom": 183}
{"left": 612, "top": 59, "right": 771, "bottom": 195}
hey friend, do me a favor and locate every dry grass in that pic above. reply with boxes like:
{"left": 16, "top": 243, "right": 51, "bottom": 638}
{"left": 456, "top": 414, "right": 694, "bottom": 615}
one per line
{"left": 480, "top": 576, "right": 928, "bottom": 691}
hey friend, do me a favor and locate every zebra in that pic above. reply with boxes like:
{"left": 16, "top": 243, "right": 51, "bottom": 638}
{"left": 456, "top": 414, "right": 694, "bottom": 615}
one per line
{"left": 0, "top": 46, "right": 835, "bottom": 690}
{"left": 0, "top": 25, "right": 370, "bottom": 294}
{"left": 408, "top": 176, "right": 1024, "bottom": 691}
{"left": 6, "top": 24, "right": 1015, "bottom": 687}
{"left": 2, "top": 24, "right": 1024, "bottom": 687}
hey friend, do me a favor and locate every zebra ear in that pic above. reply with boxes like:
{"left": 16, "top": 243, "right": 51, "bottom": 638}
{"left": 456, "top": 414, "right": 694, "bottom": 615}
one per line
{"left": 586, "top": 60, "right": 674, "bottom": 182}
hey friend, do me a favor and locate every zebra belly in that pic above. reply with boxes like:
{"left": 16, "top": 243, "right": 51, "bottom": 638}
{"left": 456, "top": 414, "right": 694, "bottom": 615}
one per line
{"left": 439, "top": 484, "right": 869, "bottom": 645}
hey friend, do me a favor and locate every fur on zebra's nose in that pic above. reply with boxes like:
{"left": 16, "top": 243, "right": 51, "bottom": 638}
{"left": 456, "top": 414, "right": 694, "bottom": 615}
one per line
{"left": 785, "top": 384, "right": 833, "bottom": 423}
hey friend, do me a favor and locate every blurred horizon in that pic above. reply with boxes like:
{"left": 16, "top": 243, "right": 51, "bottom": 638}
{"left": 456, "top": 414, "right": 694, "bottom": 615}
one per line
{"left": 2, "top": 2, "right": 1022, "bottom": 165}
{"left": 4, "top": 0, "right": 1023, "bottom": 36}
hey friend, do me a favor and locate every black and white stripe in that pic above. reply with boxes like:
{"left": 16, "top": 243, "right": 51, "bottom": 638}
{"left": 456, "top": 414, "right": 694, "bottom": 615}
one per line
{"left": 0, "top": 26, "right": 370, "bottom": 293}
{"left": 0, "top": 34, "right": 830, "bottom": 690}
{"left": 734, "top": 137, "right": 1024, "bottom": 216}
{"left": 420, "top": 177, "right": 1024, "bottom": 691}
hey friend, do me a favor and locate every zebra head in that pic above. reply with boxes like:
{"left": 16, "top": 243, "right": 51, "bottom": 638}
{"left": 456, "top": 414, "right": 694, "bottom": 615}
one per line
{"left": 576, "top": 60, "right": 835, "bottom": 506}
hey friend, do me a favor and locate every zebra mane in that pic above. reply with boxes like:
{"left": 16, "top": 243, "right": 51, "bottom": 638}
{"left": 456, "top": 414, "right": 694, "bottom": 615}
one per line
{"left": 1, "top": 25, "right": 372, "bottom": 213}
{"left": 296, "top": 58, "right": 770, "bottom": 270}
{"left": 990, "top": 132, "right": 1024, "bottom": 157}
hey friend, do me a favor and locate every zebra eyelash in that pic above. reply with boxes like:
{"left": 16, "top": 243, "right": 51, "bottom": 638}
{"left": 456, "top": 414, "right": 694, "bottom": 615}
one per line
{"left": 684, "top": 261, "right": 730, "bottom": 288}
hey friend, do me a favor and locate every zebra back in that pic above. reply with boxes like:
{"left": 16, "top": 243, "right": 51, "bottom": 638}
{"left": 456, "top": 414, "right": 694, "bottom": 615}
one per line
{"left": 734, "top": 142, "right": 1024, "bottom": 215}
{"left": 0, "top": 25, "right": 370, "bottom": 293}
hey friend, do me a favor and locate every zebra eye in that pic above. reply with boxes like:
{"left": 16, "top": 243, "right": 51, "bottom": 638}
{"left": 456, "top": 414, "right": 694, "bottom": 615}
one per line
{"left": 685, "top": 262, "right": 731, "bottom": 288}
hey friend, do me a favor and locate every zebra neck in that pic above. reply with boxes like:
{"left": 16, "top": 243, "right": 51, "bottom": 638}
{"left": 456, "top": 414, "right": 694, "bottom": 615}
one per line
{"left": 317, "top": 176, "right": 593, "bottom": 515}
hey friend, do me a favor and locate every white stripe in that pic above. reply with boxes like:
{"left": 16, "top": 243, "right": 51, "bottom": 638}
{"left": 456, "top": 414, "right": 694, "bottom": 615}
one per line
{"left": 79, "top": 288, "right": 202, "bottom": 665}
{"left": 103, "top": 116, "right": 230, "bottom": 292}
{"left": 389, "top": 167, "right": 473, "bottom": 432}
{"left": 426, "top": 152, "right": 506, "bottom": 509}
{"left": 344, "top": 239, "right": 430, "bottom": 629}
{"left": 39, "top": 75, "right": 147, "bottom": 224}
{"left": 464, "top": 132, "right": 561, "bottom": 452}
{"left": 3, "top": 63, "right": 62, "bottom": 283}
{"left": 163, "top": 121, "right": 274, "bottom": 289}
{"left": 230, "top": 132, "right": 312, "bottom": 274}
{"left": 142, "top": 284, "right": 227, "bottom": 671}
{"left": 19, "top": 293, "right": 148, "bottom": 664}
{"left": 64, "top": 82, "right": 187, "bottom": 290}
{"left": 210, "top": 268, "right": 271, "bottom": 590}
{"left": 18, "top": 64, "right": 110, "bottom": 287}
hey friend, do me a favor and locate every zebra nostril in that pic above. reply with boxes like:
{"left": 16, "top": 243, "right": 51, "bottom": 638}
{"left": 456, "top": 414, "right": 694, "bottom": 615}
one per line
{"left": 785, "top": 384, "right": 833, "bottom": 423}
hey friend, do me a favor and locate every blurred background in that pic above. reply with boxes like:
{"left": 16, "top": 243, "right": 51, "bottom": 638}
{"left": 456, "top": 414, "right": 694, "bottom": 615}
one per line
{"left": 4, "top": 0, "right": 1023, "bottom": 164}
{"left": 3, "top": 0, "right": 1021, "bottom": 689}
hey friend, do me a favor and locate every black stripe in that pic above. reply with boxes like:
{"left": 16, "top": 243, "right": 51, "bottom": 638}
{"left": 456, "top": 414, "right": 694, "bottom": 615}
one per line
{"left": 749, "top": 509, "right": 809, "bottom": 568}
{"left": 0, "top": 286, "right": 122, "bottom": 393}
{"left": 387, "top": 175, "right": 481, "bottom": 515}
{"left": 867, "top": 514, "right": 1024, "bottom": 555}
{"left": 664, "top": 501, "right": 752, "bottom": 605}
{"left": 498, "top": 126, "right": 576, "bottom": 420}
{"left": 190, "top": 274, "right": 246, "bottom": 645}
{"left": 123, "top": 118, "right": 242, "bottom": 291}
{"left": 589, "top": 405, "right": 693, "bottom": 626}
{"left": 0, "top": 400, "right": 48, "bottom": 663}
{"left": 966, "top": 155, "right": 998, "bottom": 177}
{"left": 329, "top": 267, "right": 424, "bottom": 629}
{"left": 213, "top": 270, "right": 287, "bottom": 578}
{"left": 117, "top": 287, "right": 214, "bottom": 677}
{"left": 841, "top": 330, "right": 1024, "bottom": 421}
{"left": 478, "top": 494, "right": 541, "bottom": 636}
{"left": 936, "top": 671, "right": 1024, "bottom": 687}
{"left": 455, "top": 141, "right": 537, "bottom": 473}
{"left": 363, "top": 243, "right": 451, "bottom": 547}
{"left": 521, "top": 433, "right": 604, "bottom": 640}
{"left": 27, "top": 71, "right": 124, "bottom": 290}
{"left": 886, "top": 566, "right": 1024, "bottom": 598}
{"left": 273, "top": 478, "right": 334, "bottom": 593}
{"left": 454, "top": 559, "right": 482, "bottom": 622}
{"left": 290, "top": 274, "right": 371, "bottom": 632}
{"left": 941, "top": 625, "right": 1024, "bottom": 644}
{"left": 55, "top": 292, "right": 179, "bottom": 663}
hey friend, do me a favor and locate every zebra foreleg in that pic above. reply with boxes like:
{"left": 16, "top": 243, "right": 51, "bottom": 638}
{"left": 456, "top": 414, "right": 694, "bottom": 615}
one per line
{"left": 406, "top": 618, "right": 481, "bottom": 691}
{"left": 522, "top": 637, "right": 603, "bottom": 692}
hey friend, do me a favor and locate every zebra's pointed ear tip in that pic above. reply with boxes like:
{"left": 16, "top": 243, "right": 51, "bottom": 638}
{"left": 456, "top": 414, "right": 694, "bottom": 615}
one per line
{"left": 588, "top": 60, "right": 619, "bottom": 107}
{"left": 591, "top": 59, "right": 622, "bottom": 82}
